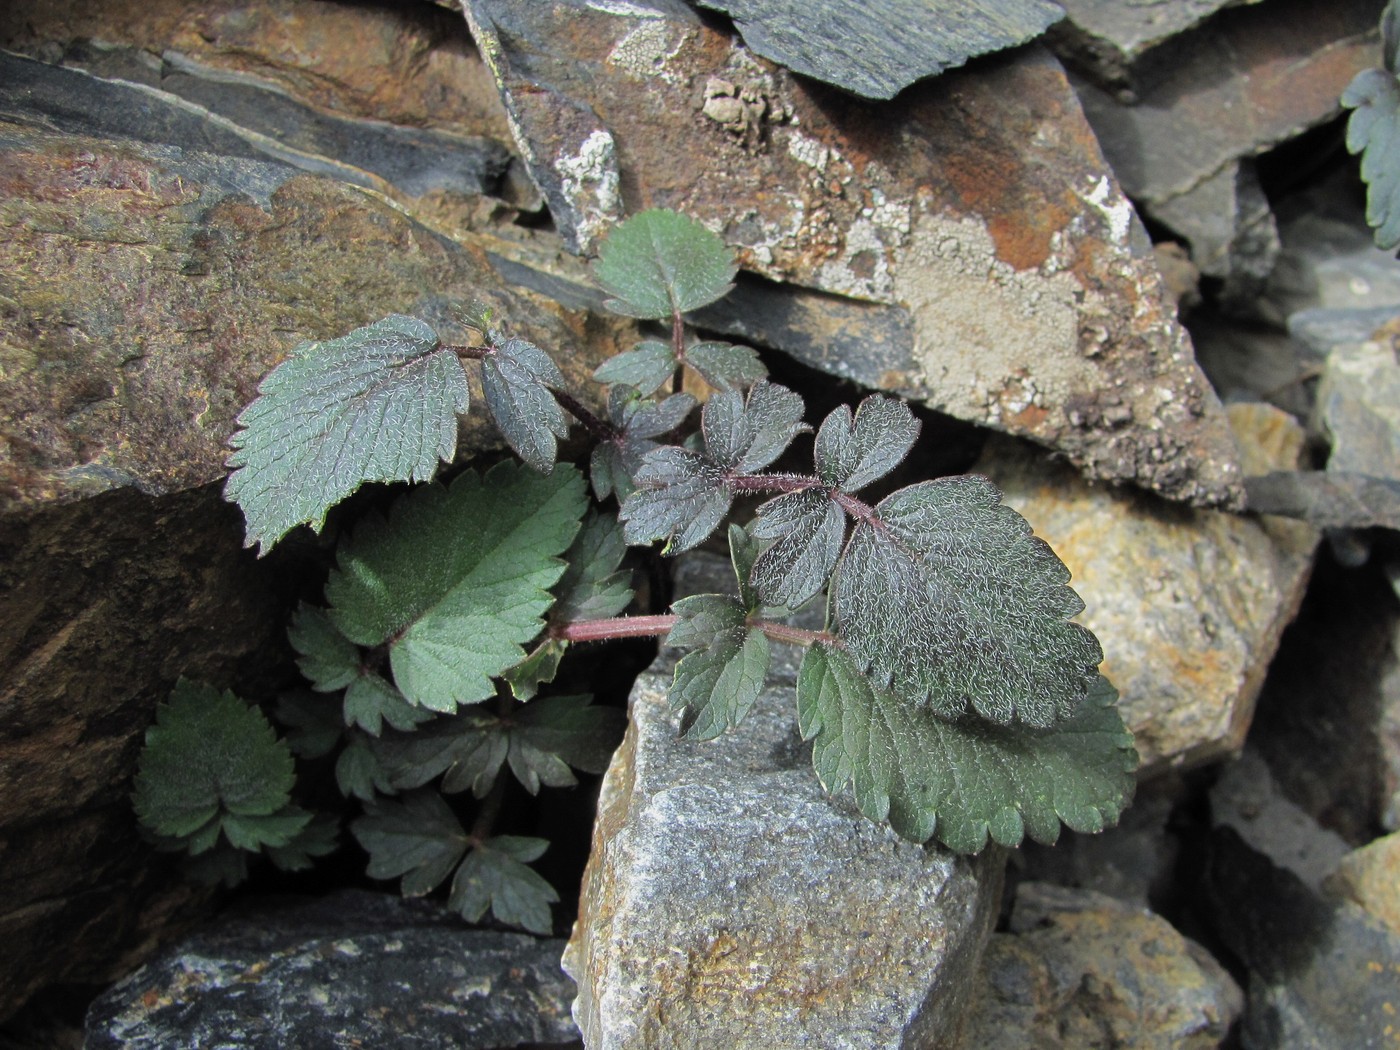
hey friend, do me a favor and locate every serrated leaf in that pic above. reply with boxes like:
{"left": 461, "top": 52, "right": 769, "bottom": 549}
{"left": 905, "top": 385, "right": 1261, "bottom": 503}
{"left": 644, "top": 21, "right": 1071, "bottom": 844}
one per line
{"left": 593, "top": 209, "right": 737, "bottom": 320}
{"left": 288, "top": 604, "right": 361, "bottom": 692}
{"left": 666, "top": 595, "right": 770, "bottom": 740}
{"left": 274, "top": 690, "right": 344, "bottom": 759}
{"left": 552, "top": 510, "right": 634, "bottom": 622}
{"left": 344, "top": 672, "right": 435, "bottom": 736}
{"left": 134, "top": 680, "right": 296, "bottom": 839}
{"left": 222, "top": 805, "right": 313, "bottom": 852}
{"left": 351, "top": 789, "right": 468, "bottom": 897}
{"left": 815, "top": 395, "right": 920, "bottom": 491}
{"left": 684, "top": 341, "right": 767, "bottom": 389}
{"left": 482, "top": 338, "right": 570, "bottom": 473}
{"left": 337, "top": 733, "right": 395, "bottom": 801}
{"left": 798, "top": 646, "right": 1137, "bottom": 852}
{"left": 266, "top": 813, "right": 340, "bottom": 872}
{"left": 702, "top": 381, "right": 808, "bottom": 473}
{"left": 449, "top": 836, "right": 559, "bottom": 934}
{"left": 620, "top": 446, "right": 733, "bottom": 552}
{"left": 593, "top": 391, "right": 700, "bottom": 502}
{"left": 225, "top": 314, "right": 469, "bottom": 554}
{"left": 749, "top": 488, "right": 846, "bottom": 609}
{"left": 374, "top": 695, "right": 625, "bottom": 797}
{"left": 593, "top": 340, "right": 677, "bottom": 395}
{"left": 502, "top": 638, "right": 568, "bottom": 701}
{"left": 1343, "top": 67, "right": 1400, "bottom": 250}
{"left": 324, "top": 462, "right": 587, "bottom": 712}
{"left": 833, "top": 475, "right": 1102, "bottom": 728}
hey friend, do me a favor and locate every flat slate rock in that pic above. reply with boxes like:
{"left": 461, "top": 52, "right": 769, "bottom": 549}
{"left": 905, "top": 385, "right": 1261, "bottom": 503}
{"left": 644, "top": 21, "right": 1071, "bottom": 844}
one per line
{"left": 83, "top": 891, "right": 579, "bottom": 1050}
{"left": 462, "top": 0, "right": 1244, "bottom": 508}
{"left": 692, "top": 0, "right": 1064, "bottom": 99}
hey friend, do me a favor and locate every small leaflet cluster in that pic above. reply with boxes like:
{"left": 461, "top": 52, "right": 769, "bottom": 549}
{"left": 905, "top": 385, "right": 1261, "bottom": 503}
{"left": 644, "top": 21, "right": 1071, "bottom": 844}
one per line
{"left": 141, "top": 206, "right": 1138, "bottom": 934}
{"left": 1342, "top": 0, "right": 1400, "bottom": 251}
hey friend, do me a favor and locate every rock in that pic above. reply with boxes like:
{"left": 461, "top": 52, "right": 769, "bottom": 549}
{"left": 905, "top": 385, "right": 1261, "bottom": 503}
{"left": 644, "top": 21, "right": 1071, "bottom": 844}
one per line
{"left": 564, "top": 552, "right": 1004, "bottom": 1050}
{"left": 0, "top": 117, "right": 626, "bottom": 1016}
{"left": 1189, "top": 312, "right": 1323, "bottom": 420}
{"left": 976, "top": 402, "right": 1318, "bottom": 772}
{"left": 1317, "top": 334, "right": 1400, "bottom": 481}
{"left": 1204, "top": 826, "right": 1400, "bottom": 1050}
{"left": 82, "top": 890, "right": 579, "bottom": 1050}
{"left": 1326, "top": 830, "right": 1400, "bottom": 936}
{"left": 1288, "top": 305, "right": 1400, "bottom": 358}
{"left": 462, "top": 0, "right": 1245, "bottom": 508}
{"left": 691, "top": 0, "right": 1064, "bottom": 100}
{"left": 961, "top": 882, "right": 1243, "bottom": 1050}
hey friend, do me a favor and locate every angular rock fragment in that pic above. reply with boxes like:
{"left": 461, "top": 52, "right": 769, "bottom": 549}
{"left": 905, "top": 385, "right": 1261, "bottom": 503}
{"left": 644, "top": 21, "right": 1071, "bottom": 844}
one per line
{"left": 462, "top": 0, "right": 1244, "bottom": 507}
{"left": 565, "top": 553, "right": 1003, "bottom": 1049}
{"left": 84, "top": 891, "right": 579, "bottom": 1050}
{"left": 1326, "top": 830, "right": 1400, "bottom": 936}
{"left": 1317, "top": 333, "right": 1400, "bottom": 480}
{"left": 976, "top": 403, "right": 1318, "bottom": 772}
{"left": 962, "top": 882, "right": 1243, "bottom": 1049}
{"left": 691, "top": 0, "right": 1064, "bottom": 100}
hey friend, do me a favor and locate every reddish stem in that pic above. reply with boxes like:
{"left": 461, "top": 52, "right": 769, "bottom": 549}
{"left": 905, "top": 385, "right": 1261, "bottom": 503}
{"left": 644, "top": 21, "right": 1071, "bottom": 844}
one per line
{"left": 754, "top": 620, "right": 837, "bottom": 648}
{"left": 553, "top": 614, "right": 678, "bottom": 643}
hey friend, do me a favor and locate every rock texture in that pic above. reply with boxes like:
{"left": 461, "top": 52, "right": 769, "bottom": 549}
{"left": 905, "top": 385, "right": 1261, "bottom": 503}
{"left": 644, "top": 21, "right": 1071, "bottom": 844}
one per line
{"left": 976, "top": 402, "right": 1318, "bottom": 772}
{"left": 83, "top": 891, "right": 579, "bottom": 1050}
{"left": 961, "top": 882, "right": 1243, "bottom": 1050}
{"left": 564, "top": 553, "right": 1003, "bottom": 1050}
{"left": 462, "top": 0, "right": 1244, "bottom": 508}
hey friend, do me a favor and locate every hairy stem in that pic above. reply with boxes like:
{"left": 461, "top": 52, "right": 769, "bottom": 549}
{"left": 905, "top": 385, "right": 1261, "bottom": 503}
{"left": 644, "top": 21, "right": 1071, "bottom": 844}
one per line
{"left": 445, "top": 344, "right": 490, "bottom": 360}
{"left": 725, "top": 472, "right": 880, "bottom": 525}
{"left": 549, "top": 385, "right": 617, "bottom": 442}
{"left": 753, "top": 619, "right": 838, "bottom": 648}
{"left": 553, "top": 614, "right": 678, "bottom": 643}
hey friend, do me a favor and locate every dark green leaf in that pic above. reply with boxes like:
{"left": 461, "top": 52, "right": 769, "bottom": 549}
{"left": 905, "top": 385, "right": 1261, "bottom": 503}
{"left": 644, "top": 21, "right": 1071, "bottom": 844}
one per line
{"left": 815, "top": 395, "right": 920, "bottom": 492}
{"left": 184, "top": 841, "right": 250, "bottom": 887}
{"left": 702, "top": 381, "right": 808, "bottom": 472}
{"left": 351, "top": 789, "right": 468, "bottom": 896}
{"left": 798, "top": 646, "right": 1137, "bottom": 852}
{"left": 552, "top": 510, "right": 634, "bottom": 622}
{"left": 222, "top": 805, "right": 313, "bottom": 852}
{"left": 134, "top": 680, "right": 296, "bottom": 839}
{"left": 666, "top": 595, "right": 770, "bottom": 739}
{"left": 344, "top": 672, "right": 434, "bottom": 736}
{"left": 266, "top": 813, "right": 340, "bottom": 872}
{"left": 621, "top": 447, "right": 733, "bottom": 553}
{"left": 592, "top": 209, "right": 737, "bottom": 320}
{"left": 225, "top": 314, "right": 469, "bottom": 554}
{"left": 749, "top": 488, "right": 846, "bottom": 609}
{"left": 274, "top": 691, "right": 344, "bottom": 760}
{"left": 502, "top": 638, "right": 567, "bottom": 701}
{"left": 288, "top": 604, "right": 360, "bottom": 692}
{"left": 481, "top": 337, "right": 569, "bottom": 473}
{"left": 593, "top": 340, "right": 677, "bottom": 395}
{"left": 591, "top": 390, "right": 698, "bottom": 502}
{"left": 324, "top": 462, "right": 587, "bottom": 712}
{"left": 833, "top": 475, "right": 1102, "bottom": 728}
{"left": 626, "top": 393, "right": 699, "bottom": 440}
{"left": 448, "top": 836, "right": 559, "bottom": 934}
{"left": 1343, "top": 67, "right": 1400, "bottom": 250}
{"left": 684, "top": 341, "right": 766, "bottom": 389}
{"left": 337, "top": 733, "right": 395, "bottom": 801}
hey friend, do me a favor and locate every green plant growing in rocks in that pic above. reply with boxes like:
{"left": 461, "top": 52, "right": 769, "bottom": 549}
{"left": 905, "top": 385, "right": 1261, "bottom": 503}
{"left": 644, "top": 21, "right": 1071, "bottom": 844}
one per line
{"left": 136, "top": 209, "right": 1138, "bottom": 933}
{"left": 1343, "top": 0, "right": 1400, "bottom": 250}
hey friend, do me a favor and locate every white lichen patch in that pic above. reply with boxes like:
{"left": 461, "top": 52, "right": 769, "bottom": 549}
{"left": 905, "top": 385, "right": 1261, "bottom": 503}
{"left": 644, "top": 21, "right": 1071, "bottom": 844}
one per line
{"left": 585, "top": 0, "right": 667, "bottom": 18}
{"left": 786, "top": 131, "right": 830, "bottom": 173}
{"left": 609, "top": 22, "right": 691, "bottom": 82}
{"left": 1084, "top": 175, "right": 1134, "bottom": 248}
{"left": 813, "top": 189, "right": 911, "bottom": 303}
{"left": 556, "top": 129, "right": 622, "bottom": 250}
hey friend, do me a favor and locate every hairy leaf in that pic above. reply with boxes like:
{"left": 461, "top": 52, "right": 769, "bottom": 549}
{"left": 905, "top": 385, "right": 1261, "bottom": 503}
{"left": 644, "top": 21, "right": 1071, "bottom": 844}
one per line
{"left": 324, "top": 462, "right": 587, "bottom": 712}
{"left": 702, "top": 381, "right": 808, "bottom": 473}
{"left": 288, "top": 604, "right": 360, "bottom": 693}
{"left": 266, "top": 812, "right": 341, "bottom": 872}
{"left": 337, "top": 733, "right": 395, "bottom": 801}
{"left": 833, "top": 475, "right": 1102, "bottom": 728}
{"left": 374, "top": 695, "right": 625, "bottom": 797}
{"left": 352, "top": 789, "right": 467, "bottom": 897}
{"left": 667, "top": 594, "right": 770, "bottom": 739}
{"left": 684, "top": 341, "right": 766, "bottom": 389}
{"left": 449, "top": 836, "right": 558, "bottom": 934}
{"left": 592, "top": 389, "right": 697, "bottom": 502}
{"left": 481, "top": 337, "right": 569, "bottom": 473}
{"left": 134, "top": 680, "right": 296, "bottom": 839}
{"left": 815, "top": 395, "right": 920, "bottom": 492}
{"left": 225, "top": 314, "right": 469, "bottom": 553}
{"left": 621, "top": 447, "right": 733, "bottom": 552}
{"left": 593, "top": 339, "right": 677, "bottom": 395}
{"left": 749, "top": 488, "right": 846, "bottom": 609}
{"left": 593, "top": 209, "right": 736, "bottom": 320}
{"left": 798, "top": 646, "right": 1137, "bottom": 852}
{"left": 1343, "top": 66, "right": 1400, "bottom": 250}
{"left": 344, "top": 672, "right": 434, "bottom": 736}
{"left": 552, "top": 510, "right": 634, "bottom": 622}
{"left": 275, "top": 691, "right": 344, "bottom": 760}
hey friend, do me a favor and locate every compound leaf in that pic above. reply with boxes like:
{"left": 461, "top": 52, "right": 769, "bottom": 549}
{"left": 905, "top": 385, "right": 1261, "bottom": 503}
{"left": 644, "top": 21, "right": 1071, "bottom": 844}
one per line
{"left": 324, "top": 462, "right": 587, "bottom": 713}
{"left": 593, "top": 209, "right": 736, "bottom": 320}
{"left": 749, "top": 488, "right": 846, "bottom": 609}
{"left": 702, "top": 381, "right": 808, "bottom": 473}
{"left": 593, "top": 339, "right": 677, "bottom": 395}
{"left": 221, "top": 805, "right": 313, "bottom": 852}
{"left": 684, "top": 341, "right": 766, "bottom": 389}
{"left": 225, "top": 314, "right": 469, "bottom": 554}
{"left": 274, "top": 691, "right": 344, "bottom": 760}
{"left": 1343, "top": 67, "right": 1400, "bottom": 250}
{"left": 352, "top": 789, "right": 468, "bottom": 897}
{"left": 134, "top": 680, "right": 296, "bottom": 839}
{"left": 620, "top": 447, "right": 733, "bottom": 552}
{"left": 797, "top": 646, "right": 1137, "bottom": 852}
{"left": 666, "top": 594, "right": 770, "bottom": 740}
{"left": 266, "top": 812, "right": 341, "bottom": 872}
{"left": 449, "top": 836, "right": 558, "bottom": 934}
{"left": 833, "top": 475, "right": 1102, "bottom": 729}
{"left": 288, "top": 604, "right": 360, "bottom": 693}
{"left": 481, "top": 338, "right": 569, "bottom": 473}
{"left": 552, "top": 510, "right": 635, "bottom": 622}
{"left": 815, "top": 395, "right": 920, "bottom": 492}
{"left": 344, "top": 672, "right": 434, "bottom": 736}
{"left": 591, "top": 390, "right": 698, "bottom": 502}
{"left": 336, "top": 733, "right": 395, "bottom": 801}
